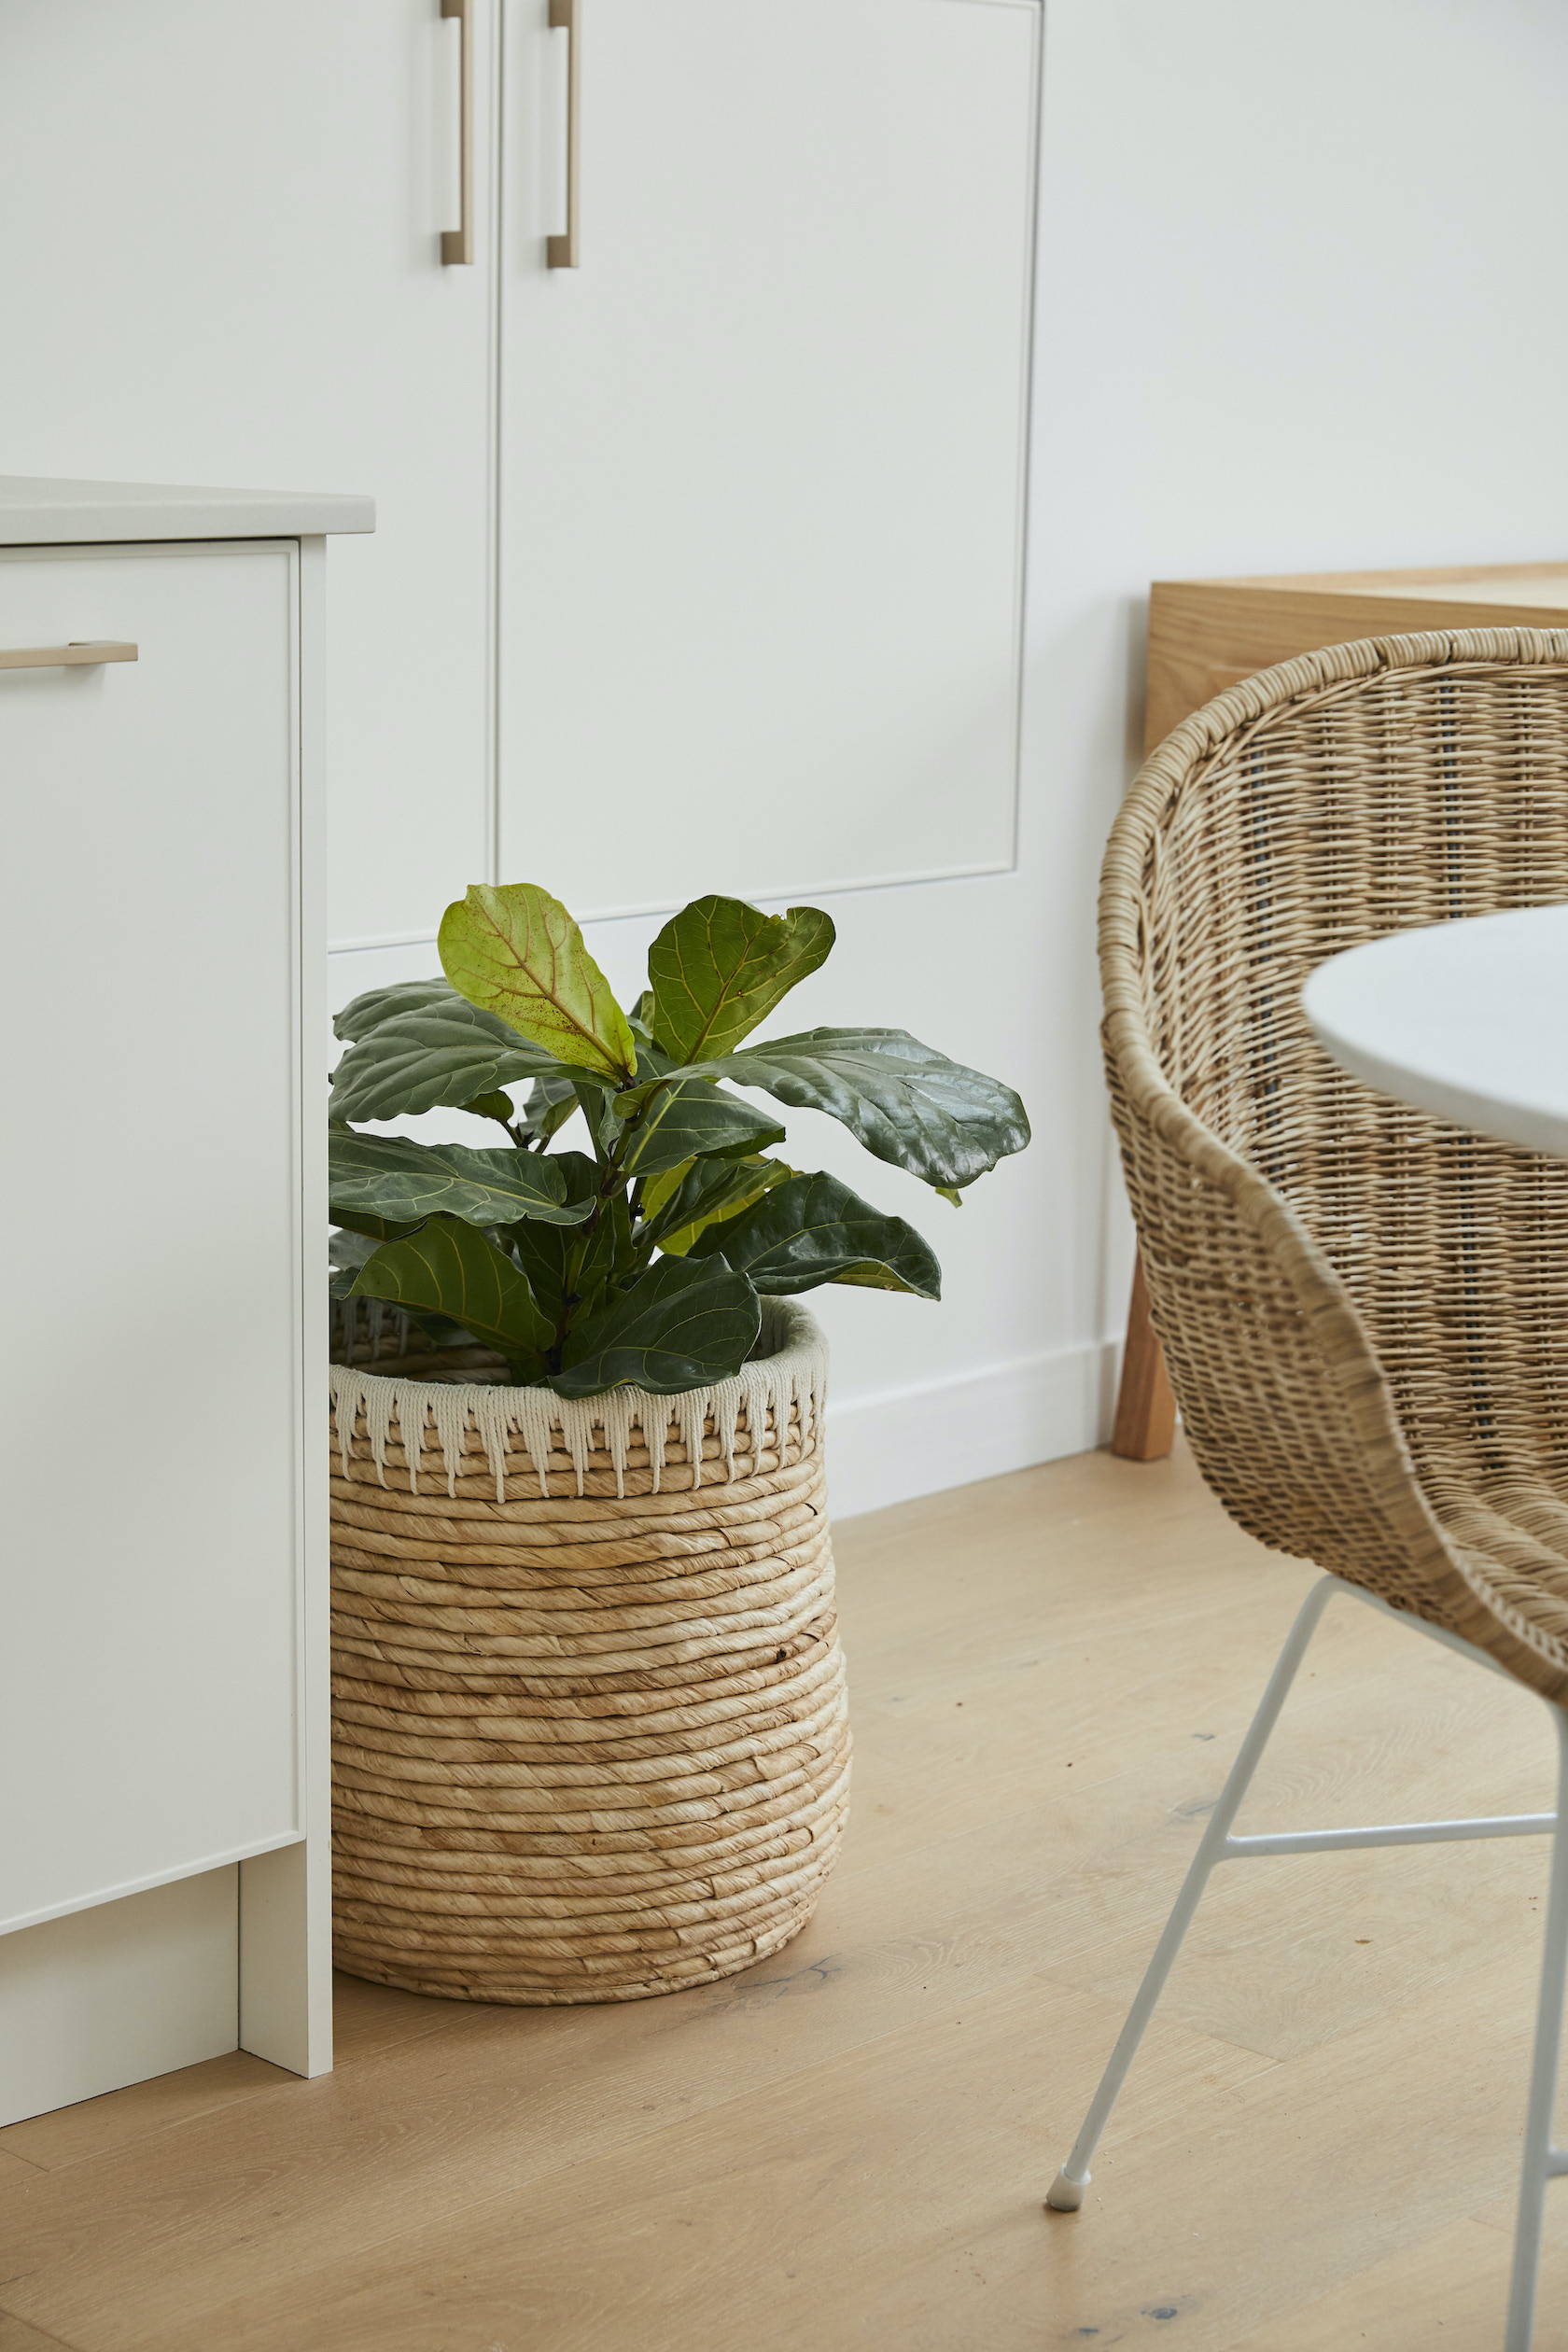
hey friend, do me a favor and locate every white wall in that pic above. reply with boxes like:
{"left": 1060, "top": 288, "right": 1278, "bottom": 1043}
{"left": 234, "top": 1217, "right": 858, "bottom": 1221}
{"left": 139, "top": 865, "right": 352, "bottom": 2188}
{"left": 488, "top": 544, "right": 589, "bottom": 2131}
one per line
{"left": 1030, "top": 0, "right": 1568, "bottom": 1429}
{"left": 337, "top": 0, "right": 1568, "bottom": 1518}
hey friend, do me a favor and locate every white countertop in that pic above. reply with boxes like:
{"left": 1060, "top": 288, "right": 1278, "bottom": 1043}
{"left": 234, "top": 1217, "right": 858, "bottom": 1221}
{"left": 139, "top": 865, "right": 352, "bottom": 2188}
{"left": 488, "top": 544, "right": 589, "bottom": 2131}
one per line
{"left": 0, "top": 475, "right": 374, "bottom": 546}
{"left": 1302, "top": 904, "right": 1568, "bottom": 1158}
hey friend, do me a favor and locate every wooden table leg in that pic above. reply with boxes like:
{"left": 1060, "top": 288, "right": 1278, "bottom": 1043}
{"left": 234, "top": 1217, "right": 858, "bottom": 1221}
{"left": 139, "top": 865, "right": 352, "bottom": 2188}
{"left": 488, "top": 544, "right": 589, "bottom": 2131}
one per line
{"left": 1111, "top": 1248, "right": 1177, "bottom": 1461}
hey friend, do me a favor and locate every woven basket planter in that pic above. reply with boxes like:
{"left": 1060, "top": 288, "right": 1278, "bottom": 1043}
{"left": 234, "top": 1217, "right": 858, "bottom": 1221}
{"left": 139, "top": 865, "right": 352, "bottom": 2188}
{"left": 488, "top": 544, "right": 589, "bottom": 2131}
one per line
{"left": 328, "top": 1299, "right": 848, "bottom": 2004}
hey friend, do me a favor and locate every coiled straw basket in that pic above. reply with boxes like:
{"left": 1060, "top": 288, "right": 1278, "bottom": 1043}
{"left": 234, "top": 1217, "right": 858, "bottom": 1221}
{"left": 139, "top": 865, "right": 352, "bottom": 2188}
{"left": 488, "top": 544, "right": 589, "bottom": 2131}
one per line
{"left": 328, "top": 1299, "right": 848, "bottom": 2003}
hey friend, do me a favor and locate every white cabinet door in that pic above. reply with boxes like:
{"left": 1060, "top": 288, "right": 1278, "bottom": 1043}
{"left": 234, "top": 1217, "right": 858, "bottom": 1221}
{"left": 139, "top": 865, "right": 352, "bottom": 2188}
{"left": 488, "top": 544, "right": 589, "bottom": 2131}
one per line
{"left": 498, "top": 0, "right": 1039, "bottom": 918}
{"left": 0, "top": 542, "right": 303, "bottom": 1930}
{"left": 0, "top": 2, "right": 493, "bottom": 952}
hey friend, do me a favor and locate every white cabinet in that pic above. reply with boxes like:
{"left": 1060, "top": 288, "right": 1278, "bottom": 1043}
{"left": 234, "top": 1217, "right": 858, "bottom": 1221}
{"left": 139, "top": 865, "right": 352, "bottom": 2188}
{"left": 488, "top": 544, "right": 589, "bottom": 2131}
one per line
{"left": 0, "top": 479, "right": 370, "bottom": 2126}
{"left": 0, "top": 1, "right": 494, "bottom": 952}
{"left": 2, "top": 539, "right": 301, "bottom": 1926}
{"left": 500, "top": 0, "right": 1041, "bottom": 918}
{"left": 0, "top": 0, "right": 1038, "bottom": 954}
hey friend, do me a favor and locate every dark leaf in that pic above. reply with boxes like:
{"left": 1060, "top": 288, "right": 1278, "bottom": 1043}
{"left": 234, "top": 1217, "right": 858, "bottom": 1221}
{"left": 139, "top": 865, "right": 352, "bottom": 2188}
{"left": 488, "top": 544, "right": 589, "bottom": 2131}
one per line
{"left": 328, "top": 1205, "right": 422, "bottom": 1246}
{"left": 623, "top": 1083, "right": 785, "bottom": 1178}
{"left": 571, "top": 1189, "right": 637, "bottom": 1326}
{"left": 329, "top": 1132, "right": 593, "bottom": 1229}
{"left": 643, "top": 1154, "right": 791, "bottom": 1255}
{"left": 462, "top": 1090, "right": 518, "bottom": 1127}
{"left": 503, "top": 1151, "right": 596, "bottom": 1329}
{"left": 693, "top": 1028, "right": 1029, "bottom": 1189}
{"left": 687, "top": 1170, "right": 941, "bottom": 1297}
{"left": 333, "top": 975, "right": 456, "bottom": 1043}
{"left": 329, "top": 997, "right": 598, "bottom": 1124}
{"left": 351, "top": 1215, "right": 553, "bottom": 1372}
{"left": 522, "top": 1064, "right": 580, "bottom": 1144}
{"left": 329, "top": 1225, "right": 380, "bottom": 1300}
{"left": 553, "top": 1253, "right": 762, "bottom": 1398}
{"left": 647, "top": 895, "right": 834, "bottom": 1062}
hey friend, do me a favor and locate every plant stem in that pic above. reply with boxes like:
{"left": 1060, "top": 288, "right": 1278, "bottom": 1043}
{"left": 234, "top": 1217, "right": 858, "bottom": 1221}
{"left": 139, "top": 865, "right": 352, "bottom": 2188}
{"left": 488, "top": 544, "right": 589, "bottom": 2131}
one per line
{"left": 552, "top": 1082, "right": 650, "bottom": 1365}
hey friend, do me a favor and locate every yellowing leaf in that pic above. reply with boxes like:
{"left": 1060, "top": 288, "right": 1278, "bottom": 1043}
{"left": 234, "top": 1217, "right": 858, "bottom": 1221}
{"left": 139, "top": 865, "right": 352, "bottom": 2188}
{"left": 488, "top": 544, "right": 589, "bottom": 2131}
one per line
{"left": 440, "top": 883, "right": 637, "bottom": 1081}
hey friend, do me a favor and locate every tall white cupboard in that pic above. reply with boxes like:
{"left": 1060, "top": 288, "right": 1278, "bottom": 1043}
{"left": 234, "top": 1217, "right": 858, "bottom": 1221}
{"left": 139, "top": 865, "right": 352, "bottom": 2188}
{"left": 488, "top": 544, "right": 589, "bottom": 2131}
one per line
{"left": 0, "top": 478, "right": 371, "bottom": 2127}
{"left": 0, "top": 0, "right": 1041, "bottom": 955}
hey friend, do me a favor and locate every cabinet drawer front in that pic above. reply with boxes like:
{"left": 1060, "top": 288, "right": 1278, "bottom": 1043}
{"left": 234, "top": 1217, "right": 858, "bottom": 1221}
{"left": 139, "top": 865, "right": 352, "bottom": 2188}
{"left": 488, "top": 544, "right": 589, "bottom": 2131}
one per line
{"left": 0, "top": 540, "right": 303, "bottom": 1932}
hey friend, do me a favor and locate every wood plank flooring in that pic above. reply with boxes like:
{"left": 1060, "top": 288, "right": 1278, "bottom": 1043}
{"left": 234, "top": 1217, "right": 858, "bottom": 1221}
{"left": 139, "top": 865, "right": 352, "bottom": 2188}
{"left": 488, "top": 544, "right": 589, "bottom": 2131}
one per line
{"left": 3, "top": 1445, "right": 1564, "bottom": 2350}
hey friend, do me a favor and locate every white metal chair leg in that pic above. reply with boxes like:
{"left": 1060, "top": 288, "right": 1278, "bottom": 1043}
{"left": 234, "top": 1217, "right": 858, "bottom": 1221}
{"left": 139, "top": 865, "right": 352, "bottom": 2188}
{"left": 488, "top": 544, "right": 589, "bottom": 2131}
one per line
{"left": 1505, "top": 1709, "right": 1568, "bottom": 2352}
{"left": 1045, "top": 1575, "right": 1339, "bottom": 2211}
{"left": 1047, "top": 1575, "right": 1568, "bottom": 2351}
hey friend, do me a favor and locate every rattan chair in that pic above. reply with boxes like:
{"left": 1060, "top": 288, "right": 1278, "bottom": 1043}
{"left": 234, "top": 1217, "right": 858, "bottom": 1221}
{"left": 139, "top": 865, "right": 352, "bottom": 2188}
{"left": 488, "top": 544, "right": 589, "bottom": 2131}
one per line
{"left": 1047, "top": 628, "right": 1568, "bottom": 2351}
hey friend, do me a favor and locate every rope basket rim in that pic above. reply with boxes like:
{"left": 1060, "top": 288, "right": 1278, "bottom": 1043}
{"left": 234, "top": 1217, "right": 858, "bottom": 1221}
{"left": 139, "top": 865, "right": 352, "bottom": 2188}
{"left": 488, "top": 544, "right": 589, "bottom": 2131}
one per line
{"left": 330, "top": 1295, "right": 828, "bottom": 1504}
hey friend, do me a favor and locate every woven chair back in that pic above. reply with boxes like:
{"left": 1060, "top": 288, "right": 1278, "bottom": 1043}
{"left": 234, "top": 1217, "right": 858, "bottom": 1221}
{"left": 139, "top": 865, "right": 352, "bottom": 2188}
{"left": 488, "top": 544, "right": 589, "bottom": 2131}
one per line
{"left": 1101, "top": 628, "right": 1568, "bottom": 1698}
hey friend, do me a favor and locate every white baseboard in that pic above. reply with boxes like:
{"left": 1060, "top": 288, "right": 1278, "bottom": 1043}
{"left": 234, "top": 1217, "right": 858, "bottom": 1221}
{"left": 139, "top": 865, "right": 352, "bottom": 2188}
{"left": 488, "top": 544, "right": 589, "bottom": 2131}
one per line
{"left": 824, "top": 1335, "right": 1121, "bottom": 1523}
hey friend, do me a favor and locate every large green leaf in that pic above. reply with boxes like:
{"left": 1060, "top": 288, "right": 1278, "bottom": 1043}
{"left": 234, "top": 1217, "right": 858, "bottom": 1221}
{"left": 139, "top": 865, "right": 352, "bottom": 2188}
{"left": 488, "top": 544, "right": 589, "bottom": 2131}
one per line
{"left": 352, "top": 1215, "right": 553, "bottom": 1371}
{"left": 568, "top": 1189, "right": 637, "bottom": 1328}
{"left": 329, "top": 998, "right": 581, "bottom": 1124}
{"left": 462, "top": 1090, "right": 520, "bottom": 1127}
{"left": 691, "top": 1028, "right": 1029, "bottom": 1189}
{"left": 500, "top": 1152, "right": 602, "bottom": 1333}
{"left": 521, "top": 1064, "right": 580, "bottom": 1145}
{"left": 330, "top": 1226, "right": 467, "bottom": 1340}
{"left": 623, "top": 1083, "right": 785, "bottom": 1178}
{"left": 329, "top": 1133, "right": 592, "bottom": 1229}
{"left": 553, "top": 1253, "right": 761, "bottom": 1397}
{"left": 329, "top": 1225, "right": 380, "bottom": 1300}
{"left": 511, "top": 1200, "right": 637, "bottom": 1351}
{"left": 642, "top": 1153, "right": 791, "bottom": 1256}
{"left": 647, "top": 895, "right": 835, "bottom": 1062}
{"left": 333, "top": 976, "right": 457, "bottom": 1043}
{"left": 440, "top": 883, "right": 637, "bottom": 1082}
{"left": 328, "top": 1203, "right": 421, "bottom": 1246}
{"left": 686, "top": 1170, "right": 941, "bottom": 1297}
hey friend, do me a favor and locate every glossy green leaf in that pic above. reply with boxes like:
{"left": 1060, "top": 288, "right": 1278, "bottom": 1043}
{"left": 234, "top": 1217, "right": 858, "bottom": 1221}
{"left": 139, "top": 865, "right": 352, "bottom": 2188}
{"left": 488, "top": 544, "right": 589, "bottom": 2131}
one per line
{"left": 332, "top": 975, "right": 457, "bottom": 1043}
{"left": 572, "top": 1190, "right": 637, "bottom": 1323}
{"left": 693, "top": 1028, "right": 1029, "bottom": 1189}
{"left": 686, "top": 1170, "right": 940, "bottom": 1297}
{"left": 329, "top": 998, "right": 581, "bottom": 1124}
{"left": 501, "top": 1152, "right": 601, "bottom": 1333}
{"left": 330, "top": 1227, "right": 465, "bottom": 1340}
{"left": 440, "top": 882, "right": 637, "bottom": 1081}
{"left": 462, "top": 1090, "right": 518, "bottom": 1127}
{"left": 329, "top": 1132, "right": 593, "bottom": 1229}
{"left": 553, "top": 1253, "right": 762, "bottom": 1397}
{"left": 329, "top": 1225, "right": 379, "bottom": 1300}
{"left": 522, "top": 1065, "right": 580, "bottom": 1144}
{"left": 623, "top": 1083, "right": 785, "bottom": 1178}
{"left": 328, "top": 1204, "right": 421, "bottom": 1246}
{"left": 647, "top": 896, "right": 835, "bottom": 1063}
{"left": 643, "top": 1154, "right": 791, "bottom": 1256}
{"left": 352, "top": 1215, "right": 553, "bottom": 1370}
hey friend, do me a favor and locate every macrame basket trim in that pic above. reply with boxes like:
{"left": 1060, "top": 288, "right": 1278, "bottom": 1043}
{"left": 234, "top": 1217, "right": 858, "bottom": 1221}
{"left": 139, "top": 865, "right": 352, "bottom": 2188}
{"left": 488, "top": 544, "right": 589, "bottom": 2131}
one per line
{"left": 330, "top": 1297, "right": 827, "bottom": 1503}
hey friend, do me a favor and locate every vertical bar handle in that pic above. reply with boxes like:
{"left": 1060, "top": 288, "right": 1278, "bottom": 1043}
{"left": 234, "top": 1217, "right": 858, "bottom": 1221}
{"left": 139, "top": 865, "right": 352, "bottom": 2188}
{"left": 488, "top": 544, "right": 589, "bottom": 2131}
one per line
{"left": 547, "top": 0, "right": 581, "bottom": 269}
{"left": 441, "top": 0, "right": 474, "bottom": 265}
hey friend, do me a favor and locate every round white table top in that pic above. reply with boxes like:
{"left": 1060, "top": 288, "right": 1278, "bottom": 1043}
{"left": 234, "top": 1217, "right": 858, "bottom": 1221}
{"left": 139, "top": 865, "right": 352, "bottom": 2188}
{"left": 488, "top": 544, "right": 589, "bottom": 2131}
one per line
{"left": 1302, "top": 903, "right": 1568, "bottom": 1158}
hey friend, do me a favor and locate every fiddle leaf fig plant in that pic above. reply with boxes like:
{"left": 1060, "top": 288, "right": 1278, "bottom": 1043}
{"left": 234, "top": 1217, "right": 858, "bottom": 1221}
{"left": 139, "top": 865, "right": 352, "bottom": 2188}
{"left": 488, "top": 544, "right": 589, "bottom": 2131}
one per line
{"left": 330, "top": 884, "right": 1029, "bottom": 1396}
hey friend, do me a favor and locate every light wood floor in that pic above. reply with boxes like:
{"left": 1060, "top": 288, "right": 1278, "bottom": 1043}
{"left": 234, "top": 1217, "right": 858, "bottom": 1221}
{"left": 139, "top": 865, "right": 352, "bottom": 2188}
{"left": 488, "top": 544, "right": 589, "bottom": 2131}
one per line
{"left": 6, "top": 1446, "right": 1568, "bottom": 2351}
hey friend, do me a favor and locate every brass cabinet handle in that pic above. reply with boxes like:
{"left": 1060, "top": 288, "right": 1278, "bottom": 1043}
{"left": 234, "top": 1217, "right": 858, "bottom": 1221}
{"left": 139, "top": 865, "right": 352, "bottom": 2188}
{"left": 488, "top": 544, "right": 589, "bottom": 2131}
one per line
{"left": 547, "top": 0, "right": 581, "bottom": 269}
{"left": 0, "top": 641, "right": 138, "bottom": 671}
{"left": 441, "top": 0, "right": 475, "bottom": 265}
